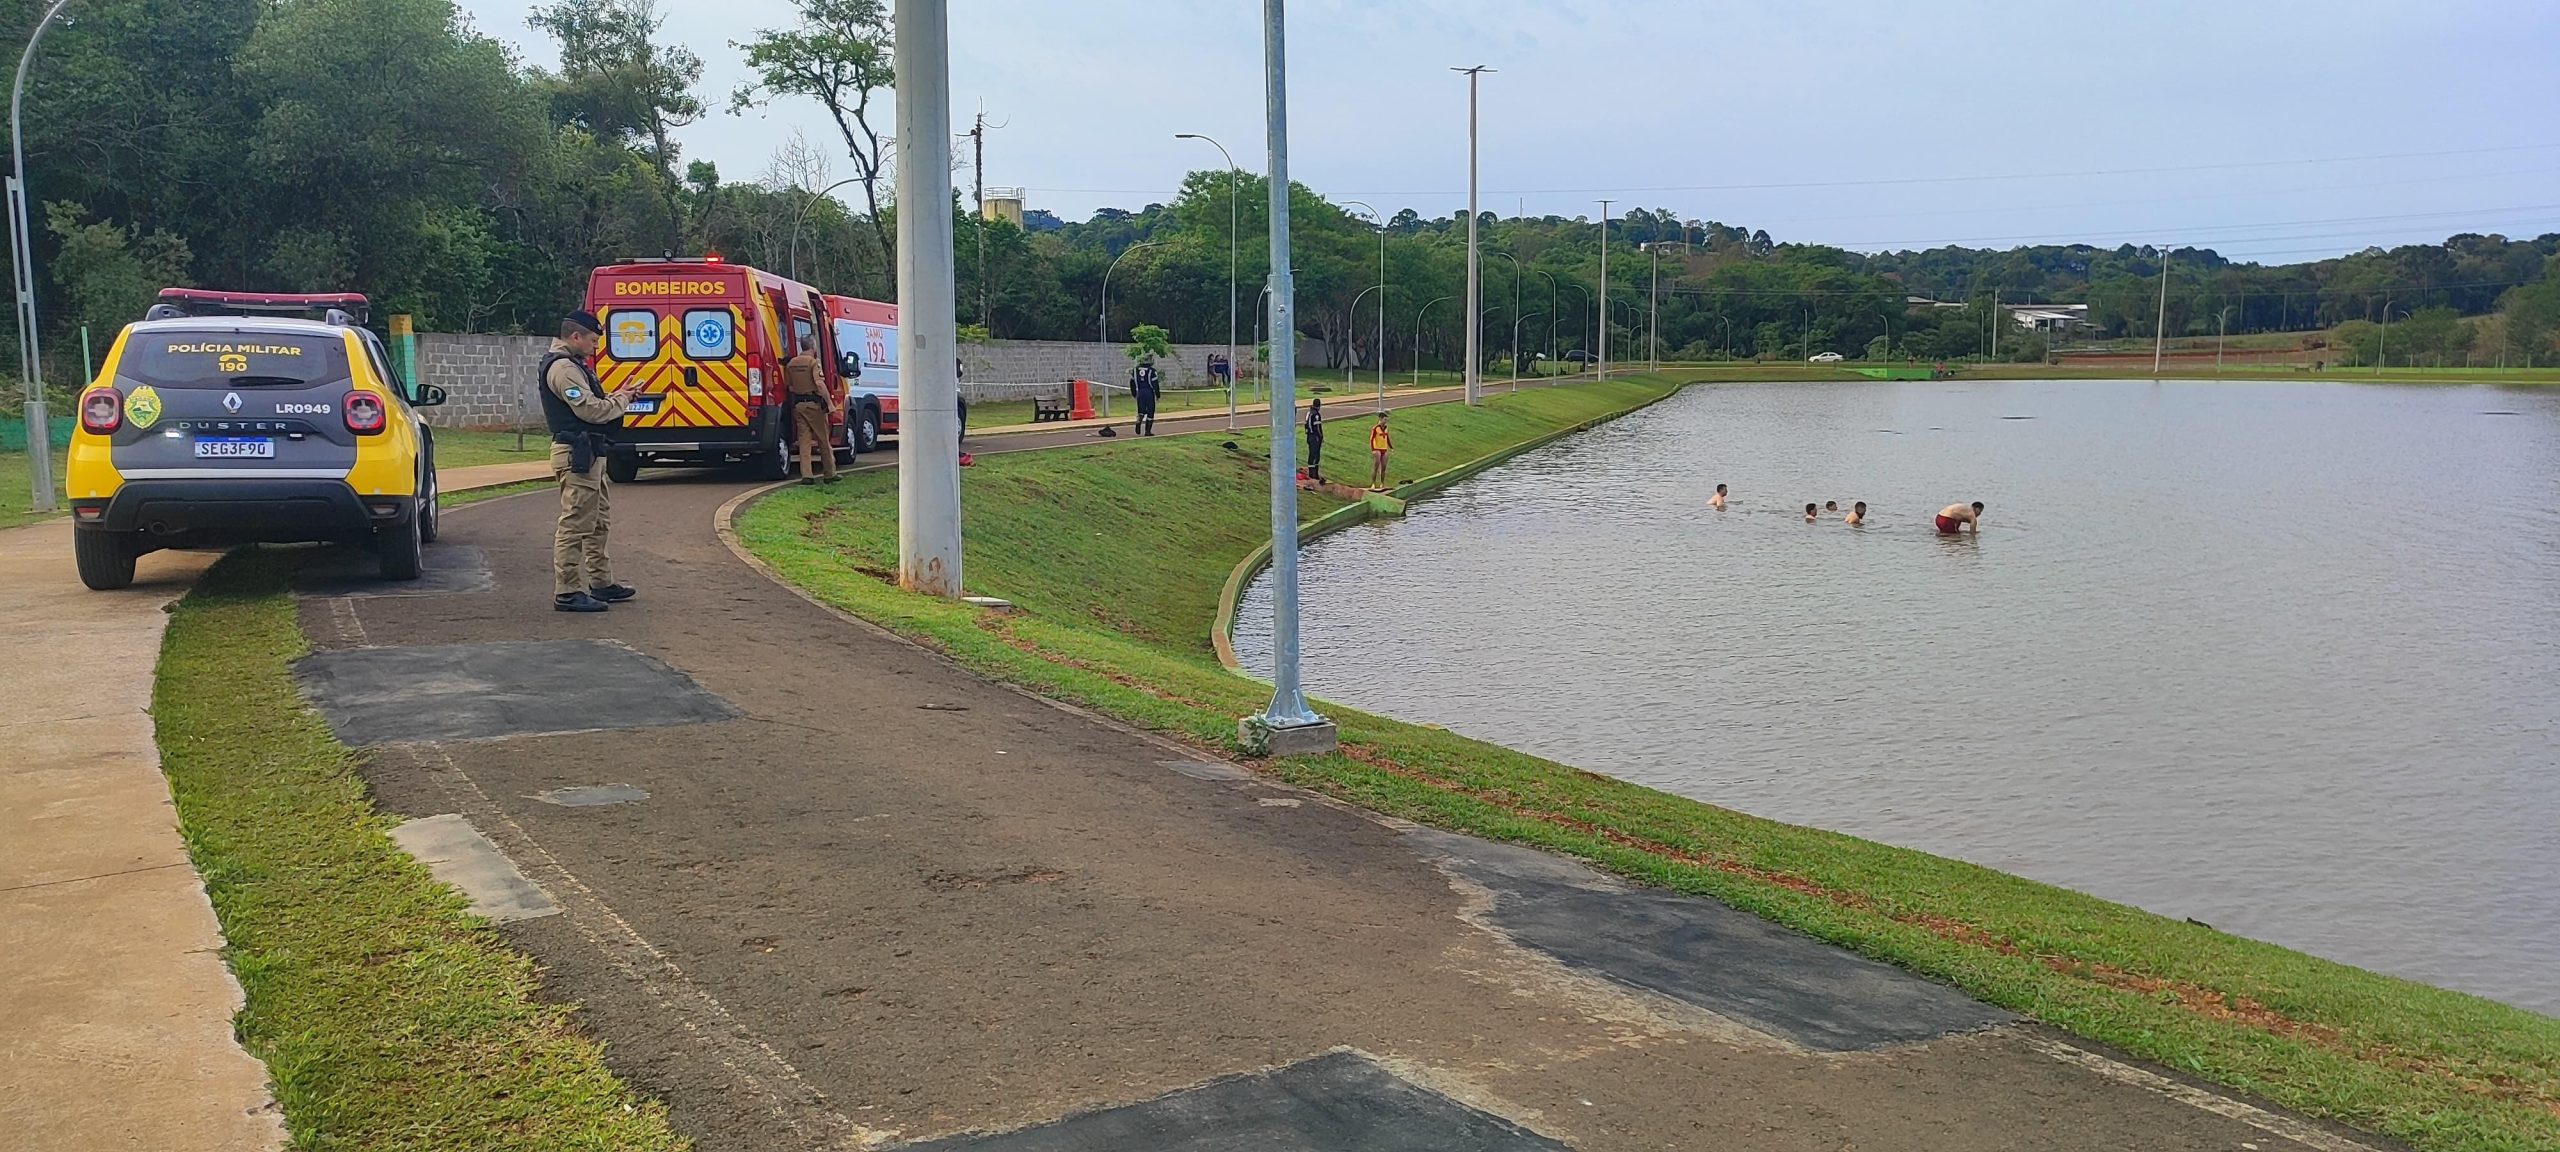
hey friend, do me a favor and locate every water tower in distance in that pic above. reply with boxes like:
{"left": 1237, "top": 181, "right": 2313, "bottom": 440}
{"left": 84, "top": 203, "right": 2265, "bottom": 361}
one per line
{"left": 983, "top": 187, "right": 1026, "bottom": 227}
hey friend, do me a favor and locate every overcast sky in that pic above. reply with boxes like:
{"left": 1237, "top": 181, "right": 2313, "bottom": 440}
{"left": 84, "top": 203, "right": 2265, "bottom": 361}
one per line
{"left": 455, "top": 0, "right": 2560, "bottom": 262}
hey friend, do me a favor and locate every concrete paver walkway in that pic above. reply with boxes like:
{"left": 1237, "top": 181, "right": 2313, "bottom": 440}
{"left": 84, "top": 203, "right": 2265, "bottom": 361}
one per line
{"left": 298, "top": 463, "right": 2385, "bottom": 1151}
{"left": 0, "top": 461, "right": 570, "bottom": 1151}
{"left": 0, "top": 522, "right": 278, "bottom": 1151}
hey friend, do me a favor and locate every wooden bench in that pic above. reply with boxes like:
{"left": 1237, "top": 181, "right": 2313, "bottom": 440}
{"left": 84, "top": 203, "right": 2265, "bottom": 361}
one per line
{"left": 1032, "top": 395, "right": 1073, "bottom": 423}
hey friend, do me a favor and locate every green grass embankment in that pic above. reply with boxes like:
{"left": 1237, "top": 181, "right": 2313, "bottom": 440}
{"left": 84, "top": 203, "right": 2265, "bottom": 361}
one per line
{"left": 154, "top": 550, "right": 686, "bottom": 1151}
{"left": 736, "top": 373, "right": 2559, "bottom": 1152}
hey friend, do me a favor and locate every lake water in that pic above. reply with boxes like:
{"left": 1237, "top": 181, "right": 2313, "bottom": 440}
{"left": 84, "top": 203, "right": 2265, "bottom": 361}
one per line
{"left": 1237, "top": 378, "right": 2560, "bottom": 1016}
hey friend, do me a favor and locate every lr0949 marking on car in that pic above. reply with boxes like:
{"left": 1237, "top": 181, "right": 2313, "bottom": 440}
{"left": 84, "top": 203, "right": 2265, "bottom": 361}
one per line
{"left": 277, "top": 402, "right": 334, "bottom": 415}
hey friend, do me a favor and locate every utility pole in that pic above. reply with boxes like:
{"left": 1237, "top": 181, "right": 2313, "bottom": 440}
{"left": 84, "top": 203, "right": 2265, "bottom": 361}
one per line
{"left": 962, "top": 104, "right": 1004, "bottom": 335}
{"left": 1990, "top": 289, "right": 1999, "bottom": 362}
{"left": 1455, "top": 65, "right": 1492, "bottom": 406}
{"left": 1596, "top": 199, "right": 1613, "bottom": 381}
{"left": 1247, "top": 0, "right": 1331, "bottom": 754}
{"left": 13, "top": 0, "right": 72, "bottom": 515}
{"left": 894, "top": 0, "right": 961, "bottom": 596}
{"left": 2152, "top": 243, "right": 2171, "bottom": 376}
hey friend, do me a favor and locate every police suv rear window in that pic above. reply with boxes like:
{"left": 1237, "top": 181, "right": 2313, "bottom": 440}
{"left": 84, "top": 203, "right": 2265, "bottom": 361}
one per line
{"left": 123, "top": 331, "right": 351, "bottom": 388}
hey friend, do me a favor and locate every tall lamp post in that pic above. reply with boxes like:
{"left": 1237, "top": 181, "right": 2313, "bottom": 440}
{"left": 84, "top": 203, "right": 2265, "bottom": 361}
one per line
{"left": 892, "top": 0, "right": 961, "bottom": 596}
{"left": 1246, "top": 0, "right": 1331, "bottom": 753}
{"left": 1453, "top": 65, "right": 1492, "bottom": 406}
{"left": 1175, "top": 132, "right": 1241, "bottom": 432}
{"left": 1641, "top": 241, "right": 1688, "bottom": 370}
{"left": 2152, "top": 242, "right": 2172, "bottom": 376}
{"left": 12, "top": 0, "right": 73, "bottom": 514}
{"left": 1097, "top": 239, "right": 1164, "bottom": 419}
{"left": 1487, "top": 250, "right": 1521, "bottom": 388}
{"left": 1340, "top": 200, "right": 1387, "bottom": 413}
{"left": 1560, "top": 280, "right": 1589, "bottom": 370}
{"left": 1532, "top": 268, "right": 1560, "bottom": 374}
{"left": 1413, "top": 294, "right": 1455, "bottom": 387}
{"left": 788, "top": 175, "right": 866, "bottom": 283}
{"left": 1595, "top": 198, "right": 1613, "bottom": 381}
{"left": 1347, "top": 283, "right": 1383, "bottom": 389}
{"left": 1511, "top": 311, "right": 1542, "bottom": 391}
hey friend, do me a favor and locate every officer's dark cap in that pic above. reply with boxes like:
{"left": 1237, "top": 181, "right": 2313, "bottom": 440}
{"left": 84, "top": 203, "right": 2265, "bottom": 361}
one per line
{"left": 562, "top": 312, "right": 603, "bottom": 336}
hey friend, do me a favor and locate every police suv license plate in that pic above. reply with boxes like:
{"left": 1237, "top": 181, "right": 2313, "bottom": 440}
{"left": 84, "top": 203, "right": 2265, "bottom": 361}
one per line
{"left": 624, "top": 397, "right": 659, "bottom": 414}
{"left": 193, "top": 437, "right": 274, "bottom": 459}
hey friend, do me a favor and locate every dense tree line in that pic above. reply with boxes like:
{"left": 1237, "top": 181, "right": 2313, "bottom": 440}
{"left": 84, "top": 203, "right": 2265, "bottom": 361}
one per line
{"left": 9, "top": 0, "right": 2560, "bottom": 393}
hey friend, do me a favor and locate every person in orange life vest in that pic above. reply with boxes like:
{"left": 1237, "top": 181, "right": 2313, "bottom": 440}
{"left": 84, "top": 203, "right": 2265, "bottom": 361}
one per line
{"left": 1369, "top": 411, "right": 1392, "bottom": 490}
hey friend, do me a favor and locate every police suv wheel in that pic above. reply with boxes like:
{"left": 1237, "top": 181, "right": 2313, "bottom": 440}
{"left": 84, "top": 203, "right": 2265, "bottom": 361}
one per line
{"left": 377, "top": 509, "right": 423, "bottom": 581}
{"left": 856, "top": 407, "right": 881, "bottom": 453}
{"left": 73, "top": 529, "right": 138, "bottom": 592}
{"left": 417, "top": 457, "right": 441, "bottom": 544}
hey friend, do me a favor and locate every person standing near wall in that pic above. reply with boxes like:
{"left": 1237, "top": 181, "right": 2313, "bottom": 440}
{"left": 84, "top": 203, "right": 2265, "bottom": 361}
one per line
{"left": 539, "top": 313, "right": 645, "bottom": 613}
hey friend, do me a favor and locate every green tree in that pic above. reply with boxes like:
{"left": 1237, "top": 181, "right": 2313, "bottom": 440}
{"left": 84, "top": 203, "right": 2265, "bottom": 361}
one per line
{"left": 732, "top": 0, "right": 895, "bottom": 292}
{"left": 44, "top": 204, "right": 191, "bottom": 355}
{"left": 1125, "top": 324, "right": 1173, "bottom": 362}
{"left": 528, "top": 0, "right": 705, "bottom": 252}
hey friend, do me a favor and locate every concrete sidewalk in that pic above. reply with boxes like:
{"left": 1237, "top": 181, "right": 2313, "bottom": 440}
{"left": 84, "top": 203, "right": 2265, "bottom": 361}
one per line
{"left": 0, "top": 522, "right": 278, "bottom": 1151}
{"left": 0, "top": 459, "right": 580, "bottom": 1151}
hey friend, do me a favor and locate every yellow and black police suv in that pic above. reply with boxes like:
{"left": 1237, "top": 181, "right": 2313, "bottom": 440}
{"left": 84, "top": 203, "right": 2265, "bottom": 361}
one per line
{"left": 65, "top": 290, "right": 447, "bottom": 590}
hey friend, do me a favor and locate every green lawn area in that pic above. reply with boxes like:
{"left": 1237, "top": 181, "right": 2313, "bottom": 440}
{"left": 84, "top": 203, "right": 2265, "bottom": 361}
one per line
{"left": 0, "top": 449, "right": 67, "bottom": 530}
{"left": 431, "top": 427, "right": 551, "bottom": 469}
{"left": 737, "top": 372, "right": 2560, "bottom": 1152}
{"left": 153, "top": 550, "right": 687, "bottom": 1151}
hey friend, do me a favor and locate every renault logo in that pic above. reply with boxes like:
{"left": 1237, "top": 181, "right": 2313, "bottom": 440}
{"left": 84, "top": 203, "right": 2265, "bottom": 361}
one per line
{"left": 222, "top": 391, "right": 243, "bottom": 413}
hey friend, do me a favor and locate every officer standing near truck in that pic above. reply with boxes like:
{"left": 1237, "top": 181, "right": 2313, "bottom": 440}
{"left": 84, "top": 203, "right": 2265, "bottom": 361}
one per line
{"left": 540, "top": 313, "right": 645, "bottom": 613}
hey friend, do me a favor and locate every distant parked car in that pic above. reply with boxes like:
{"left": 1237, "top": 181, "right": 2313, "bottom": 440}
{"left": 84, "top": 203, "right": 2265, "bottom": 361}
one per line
{"left": 1807, "top": 352, "right": 1845, "bottom": 364}
{"left": 1562, "top": 350, "right": 1597, "bottom": 364}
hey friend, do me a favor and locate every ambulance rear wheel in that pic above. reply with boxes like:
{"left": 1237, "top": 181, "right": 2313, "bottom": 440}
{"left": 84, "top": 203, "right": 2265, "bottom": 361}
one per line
{"left": 854, "top": 405, "right": 882, "bottom": 453}
{"left": 74, "top": 529, "right": 137, "bottom": 591}
{"left": 753, "top": 433, "right": 791, "bottom": 481}
{"left": 606, "top": 452, "right": 640, "bottom": 484}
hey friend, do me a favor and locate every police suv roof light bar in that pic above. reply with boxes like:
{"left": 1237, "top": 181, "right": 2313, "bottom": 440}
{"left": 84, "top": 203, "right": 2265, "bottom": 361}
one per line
{"left": 150, "top": 289, "right": 371, "bottom": 326}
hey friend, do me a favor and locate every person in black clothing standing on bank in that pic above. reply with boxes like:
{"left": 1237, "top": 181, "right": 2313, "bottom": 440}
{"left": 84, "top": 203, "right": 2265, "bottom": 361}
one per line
{"left": 1304, "top": 396, "right": 1325, "bottom": 482}
{"left": 1130, "top": 356, "right": 1162, "bottom": 436}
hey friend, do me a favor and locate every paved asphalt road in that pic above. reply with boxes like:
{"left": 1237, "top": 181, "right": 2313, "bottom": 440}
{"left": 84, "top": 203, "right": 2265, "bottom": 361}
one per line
{"left": 290, "top": 388, "right": 2389, "bottom": 1151}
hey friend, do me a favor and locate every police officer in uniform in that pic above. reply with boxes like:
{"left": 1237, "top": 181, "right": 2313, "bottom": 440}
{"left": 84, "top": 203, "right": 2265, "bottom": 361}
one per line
{"left": 541, "top": 313, "right": 644, "bottom": 612}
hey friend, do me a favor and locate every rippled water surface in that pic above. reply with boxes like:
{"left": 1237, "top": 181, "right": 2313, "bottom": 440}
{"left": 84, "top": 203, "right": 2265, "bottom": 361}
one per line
{"left": 1238, "top": 379, "right": 2560, "bottom": 1014}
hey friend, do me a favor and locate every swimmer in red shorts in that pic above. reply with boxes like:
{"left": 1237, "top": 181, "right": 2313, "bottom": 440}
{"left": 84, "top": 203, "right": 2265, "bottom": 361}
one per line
{"left": 1936, "top": 501, "right": 1983, "bottom": 534}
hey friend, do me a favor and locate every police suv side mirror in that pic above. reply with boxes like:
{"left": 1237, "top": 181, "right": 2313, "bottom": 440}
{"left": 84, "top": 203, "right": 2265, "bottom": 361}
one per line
{"left": 840, "top": 354, "right": 861, "bottom": 379}
{"left": 417, "top": 384, "right": 449, "bottom": 408}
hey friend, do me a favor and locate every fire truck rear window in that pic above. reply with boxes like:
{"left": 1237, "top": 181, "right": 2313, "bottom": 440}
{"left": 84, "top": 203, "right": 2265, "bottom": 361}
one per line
{"left": 121, "top": 331, "right": 351, "bottom": 388}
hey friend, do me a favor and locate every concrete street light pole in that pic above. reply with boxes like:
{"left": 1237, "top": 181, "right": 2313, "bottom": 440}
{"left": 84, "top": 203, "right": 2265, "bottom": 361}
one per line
{"left": 1097, "top": 239, "right": 1163, "bottom": 420}
{"left": 1595, "top": 199, "right": 1612, "bottom": 382}
{"left": 1533, "top": 268, "right": 1559, "bottom": 372}
{"left": 1247, "top": 0, "right": 1331, "bottom": 753}
{"left": 1414, "top": 295, "right": 1455, "bottom": 387}
{"left": 1454, "top": 66, "right": 1492, "bottom": 406}
{"left": 893, "top": 0, "right": 961, "bottom": 596}
{"left": 1487, "top": 250, "right": 1520, "bottom": 389}
{"left": 2152, "top": 243, "right": 2172, "bottom": 376}
{"left": 1340, "top": 200, "right": 1387, "bottom": 413}
{"left": 788, "top": 175, "right": 864, "bottom": 284}
{"left": 1175, "top": 133, "right": 1241, "bottom": 432}
{"left": 12, "top": 0, "right": 72, "bottom": 515}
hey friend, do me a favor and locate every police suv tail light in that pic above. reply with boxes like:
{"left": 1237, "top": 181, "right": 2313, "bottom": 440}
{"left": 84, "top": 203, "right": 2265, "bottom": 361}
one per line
{"left": 343, "top": 391, "right": 387, "bottom": 434}
{"left": 79, "top": 387, "right": 122, "bottom": 434}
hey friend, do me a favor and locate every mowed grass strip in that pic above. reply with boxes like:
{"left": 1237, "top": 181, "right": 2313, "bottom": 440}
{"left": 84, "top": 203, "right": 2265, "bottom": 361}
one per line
{"left": 738, "top": 373, "right": 2560, "bottom": 1152}
{"left": 154, "top": 550, "right": 686, "bottom": 1151}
